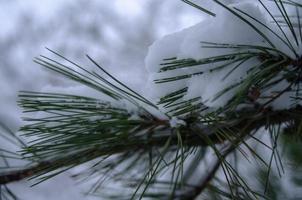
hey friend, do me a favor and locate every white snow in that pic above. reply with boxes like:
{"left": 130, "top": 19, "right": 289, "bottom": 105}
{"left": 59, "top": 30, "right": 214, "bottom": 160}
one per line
{"left": 145, "top": 1, "right": 301, "bottom": 111}
{"left": 169, "top": 116, "right": 186, "bottom": 128}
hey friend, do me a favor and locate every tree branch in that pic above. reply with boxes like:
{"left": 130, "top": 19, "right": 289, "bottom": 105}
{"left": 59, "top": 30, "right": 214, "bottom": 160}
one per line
{"left": 0, "top": 108, "right": 300, "bottom": 185}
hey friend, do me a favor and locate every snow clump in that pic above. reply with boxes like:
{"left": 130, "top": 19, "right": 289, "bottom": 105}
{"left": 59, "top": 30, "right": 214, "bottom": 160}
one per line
{"left": 145, "top": 1, "right": 301, "bottom": 112}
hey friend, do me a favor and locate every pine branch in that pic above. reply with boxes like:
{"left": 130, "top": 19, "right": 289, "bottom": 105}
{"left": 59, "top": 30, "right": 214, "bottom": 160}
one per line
{"left": 3, "top": 1, "right": 302, "bottom": 198}
{"left": 0, "top": 161, "right": 50, "bottom": 185}
{"left": 1, "top": 107, "right": 301, "bottom": 186}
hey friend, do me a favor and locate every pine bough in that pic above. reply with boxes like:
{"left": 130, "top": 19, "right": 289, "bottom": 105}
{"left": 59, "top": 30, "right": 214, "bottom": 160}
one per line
{"left": 1, "top": 0, "right": 302, "bottom": 199}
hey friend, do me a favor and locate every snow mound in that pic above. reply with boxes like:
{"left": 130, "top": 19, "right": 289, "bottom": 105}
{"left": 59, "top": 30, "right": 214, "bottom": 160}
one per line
{"left": 145, "top": 1, "right": 301, "bottom": 112}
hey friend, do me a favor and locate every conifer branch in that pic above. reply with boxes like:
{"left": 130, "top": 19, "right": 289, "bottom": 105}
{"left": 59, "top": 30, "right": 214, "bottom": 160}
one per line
{"left": 2, "top": 1, "right": 302, "bottom": 199}
{"left": 1, "top": 107, "right": 300, "bottom": 186}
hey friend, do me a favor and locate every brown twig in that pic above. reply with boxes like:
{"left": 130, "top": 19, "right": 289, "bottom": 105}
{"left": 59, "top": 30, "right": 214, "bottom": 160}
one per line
{"left": 179, "top": 145, "right": 237, "bottom": 200}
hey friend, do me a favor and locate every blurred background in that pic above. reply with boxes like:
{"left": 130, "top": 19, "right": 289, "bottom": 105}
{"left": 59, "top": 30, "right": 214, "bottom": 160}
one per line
{"left": 0, "top": 0, "right": 203, "bottom": 131}
{"left": 1, "top": 1, "right": 302, "bottom": 199}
